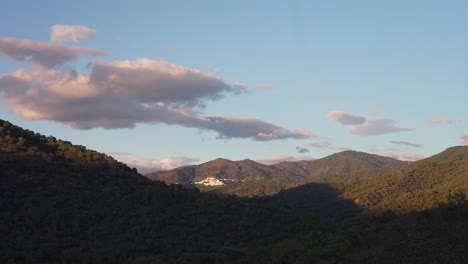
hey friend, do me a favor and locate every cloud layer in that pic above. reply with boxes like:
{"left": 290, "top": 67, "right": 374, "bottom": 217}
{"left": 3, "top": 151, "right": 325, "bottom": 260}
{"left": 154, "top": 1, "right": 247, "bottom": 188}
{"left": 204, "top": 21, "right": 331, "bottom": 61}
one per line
{"left": 0, "top": 30, "right": 315, "bottom": 141}
{"left": 257, "top": 155, "right": 313, "bottom": 165}
{"left": 51, "top": 25, "right": 97, "bottom": 44}
{"left": 327, "top": 111, "right": 413, "bottom": 136}
{"left": 427, "top": 118, "right": 462, "bottom": 125}
{"left": 110, "top": 153, "right": 199, "bottom": 173}
{"left": 389, "top": 141, "right": 422, "bottom": 147}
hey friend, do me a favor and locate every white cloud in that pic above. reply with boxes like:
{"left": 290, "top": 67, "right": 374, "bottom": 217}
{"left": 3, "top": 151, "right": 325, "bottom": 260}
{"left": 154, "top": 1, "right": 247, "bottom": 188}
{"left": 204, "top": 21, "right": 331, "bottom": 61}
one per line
{"left": 109, "top": 153, "right": 199, "bottom": 174}
{"left": 51, "top": 25, "right": 96, "bottom": 44}
{"left": 427, "top": 118, "right": 462, "bottom": 125}
{"left": 0, "top": 37, "right": 105, "bottom": 68}
{"left": 0, "top": 35, "right": 316, "bottom": 141}
{"left": 327, "top": 111, "right": 366, "bottom": 125}
{"left": 256, "top": 155, "right": 313, "bottom": 165}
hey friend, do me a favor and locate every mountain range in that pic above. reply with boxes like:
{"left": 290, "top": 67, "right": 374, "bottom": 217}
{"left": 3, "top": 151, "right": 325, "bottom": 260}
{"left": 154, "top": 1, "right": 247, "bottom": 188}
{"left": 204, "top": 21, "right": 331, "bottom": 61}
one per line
{"left": 146, "top": 150, "right": 407, "bottom": 187}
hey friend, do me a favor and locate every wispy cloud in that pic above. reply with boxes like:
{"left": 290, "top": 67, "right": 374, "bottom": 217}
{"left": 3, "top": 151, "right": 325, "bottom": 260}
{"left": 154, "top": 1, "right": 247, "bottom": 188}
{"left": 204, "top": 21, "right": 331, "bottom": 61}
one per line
{"left": 255, "top": 84, "right": 276, "bottom": 91}
{"left": 51, "top": 25, "right": 96, "bottom": 44}
{"left": 109, "top": 153, "right": 199, "bottom": 174}
{"left": 389, "top": 141, "right": 422, "bottom": 148}
{"left": 306, "top": 140, "right": 332, "bottom": 149}
{"left": 0, "top": 31, "right": 316, "bottom": 141}
{"left": 350, "top": 119, "right": 413, "bottom": 136}
{"left": 257, "top": 155, "right": 313, "bottom": 165}
{"left": 327, "top": 111, "right": 413, "bottom": 136}
{"left": 427, "top": 118, "right": 462, "bottom": 125}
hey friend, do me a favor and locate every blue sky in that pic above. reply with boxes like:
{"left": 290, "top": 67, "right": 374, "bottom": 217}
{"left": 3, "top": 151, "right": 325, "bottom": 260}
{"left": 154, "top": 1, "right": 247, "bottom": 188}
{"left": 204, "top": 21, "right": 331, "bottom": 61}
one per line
{"left": 1, "top": 1, "right": 467, "bottom": 172}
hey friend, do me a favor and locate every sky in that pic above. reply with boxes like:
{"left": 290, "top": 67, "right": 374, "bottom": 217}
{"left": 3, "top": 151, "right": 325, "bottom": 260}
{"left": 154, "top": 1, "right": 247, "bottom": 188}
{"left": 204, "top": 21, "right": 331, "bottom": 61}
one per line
{"left": 1, "top": 0, "right": 467, "bottom": 173}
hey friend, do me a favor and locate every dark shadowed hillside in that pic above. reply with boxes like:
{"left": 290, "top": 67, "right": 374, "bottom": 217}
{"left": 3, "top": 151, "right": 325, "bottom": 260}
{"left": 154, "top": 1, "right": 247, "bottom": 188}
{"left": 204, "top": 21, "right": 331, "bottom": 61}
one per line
{"left": 0, "top": 119, "right": 314, "bottom": 263}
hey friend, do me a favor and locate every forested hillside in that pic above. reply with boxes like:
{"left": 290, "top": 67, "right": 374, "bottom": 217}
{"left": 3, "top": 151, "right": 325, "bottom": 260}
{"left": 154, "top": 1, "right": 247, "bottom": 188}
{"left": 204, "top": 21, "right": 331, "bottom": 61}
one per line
{"left": 274, "top": 150, "right": 407, "bottom": 179}
{"left": 0, "top": 119, "right": 314, "bottom": 263}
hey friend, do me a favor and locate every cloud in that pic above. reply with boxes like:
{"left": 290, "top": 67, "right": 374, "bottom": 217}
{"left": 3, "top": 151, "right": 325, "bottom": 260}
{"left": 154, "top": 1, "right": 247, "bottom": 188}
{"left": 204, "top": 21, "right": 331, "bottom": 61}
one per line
{"left": 427, "top": 118, "right": 462, "bottom": 125}
{"left": 457, "top": 135, "right": 468, "bottom": 145}
{"left": 350, "top": 119, "right": 413, "bottom": 136}
{"left": 401, "top": 154, "right": 425, "bottom": 161}
{"left": 204, "top": 117, "right": 316, "bottom": 141}
{"left": 327, "top": 111, "right": 412, "bottom": 136}
{"left": 306, "top": 140, "right": 332, "bottom": 149}
{"left": 0, "top": 37, "right": 105, "bottom": 68}
{"left": 0, "top": 34, "right": 315, "bottom": 141}
{"left": 255, "top": 84, "right": 276, "bottom": 90}
{"left": 327, "top": 111, "right": 366, "bottom": 125}
{"left": 257, "top": 155, "right": 313, "bottom": 165}
{"left": 109, "top": 153, "right": 199, "bottom": 174}
{"left": 296, "top": 146, "right": 310, "bottom": 153}
{"left": 51, "top": 25, "right": 96, "bottom": 44}
{"left": 389, "top": 141, "right": 422, "bottom": 148}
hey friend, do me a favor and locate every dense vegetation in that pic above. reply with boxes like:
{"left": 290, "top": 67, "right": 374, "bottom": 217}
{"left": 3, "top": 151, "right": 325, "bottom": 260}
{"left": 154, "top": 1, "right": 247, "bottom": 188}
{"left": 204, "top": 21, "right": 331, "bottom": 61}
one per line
{"left": 1, "top": 119, "right": 467, "bottom": 263}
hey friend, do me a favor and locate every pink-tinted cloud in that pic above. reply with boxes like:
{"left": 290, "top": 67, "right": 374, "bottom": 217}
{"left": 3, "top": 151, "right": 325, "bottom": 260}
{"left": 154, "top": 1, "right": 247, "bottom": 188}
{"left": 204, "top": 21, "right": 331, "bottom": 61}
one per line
{"left": 51, "top": 25, "right": 96, "bottom": 44}
{"left": 255, "top": 84, "right": 276, "bottom": 90}
{"left": 427, "top": 118, "right": 462, "bottom": 125}
{"left": 0, "top": 37, "right": 105, "bottom": 68}
{"left": 0, "top": 33, "right": 316, "bottom": 141}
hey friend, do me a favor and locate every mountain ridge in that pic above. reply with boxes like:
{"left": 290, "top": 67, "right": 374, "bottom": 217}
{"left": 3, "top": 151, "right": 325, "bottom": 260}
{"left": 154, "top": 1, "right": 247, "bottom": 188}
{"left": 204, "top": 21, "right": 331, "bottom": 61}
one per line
{"left": 145, "top": 157, "right": 304, "bottom": 187}
{"left": 145, "top": 150, "right": 408, "bottom": 189}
